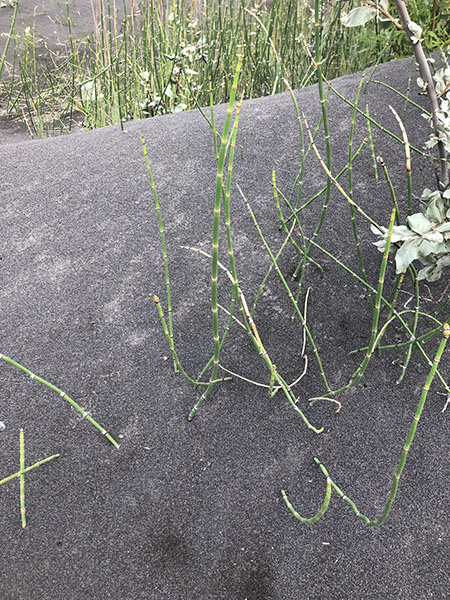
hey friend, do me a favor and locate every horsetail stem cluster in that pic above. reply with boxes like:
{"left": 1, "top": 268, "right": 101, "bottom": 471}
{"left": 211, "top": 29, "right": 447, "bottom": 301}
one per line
{"left": 188, "top": 57, "right": 242, "bottom": 421}
{"left": 142, "top": 133, "right": 177, "bottom": 373}
{"left": 149, "top": 2, "right": 450, "bottom": 529}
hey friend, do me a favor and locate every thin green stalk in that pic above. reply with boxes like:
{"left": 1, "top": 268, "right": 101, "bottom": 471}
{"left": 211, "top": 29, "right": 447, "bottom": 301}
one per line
{"left": 349, "top": 75, "right": 374, "bottom": 313}
{"left": 349, "top": 320, "right": 441, "bottom": 356}
{"left": 272, "top": 171, "right": 322, "bottom": 272}
{"left": 396, "top": 268, "right": 420, "bottom": 384}
{"left": 19, "top": 429, "right": 26, "bottom": 528}
{"left": 378, "top": 156, "right": 400, "bottom": 224}
{"left": 324, "top": 76, "right": 428, "bottom": 158}
{"left": 182, "top": 245, "right": 323, "bottom": 433}
{"left": 65, "top": 0, "right": 76, "bottom": 132}
{"left": 365, "top": 105, "right": 378, "bottom": 179}
{"left": 293, "top": 0, "right": 332, "bottom": 303}
{"left": 282, "top": 476, "right": 332, "bottom": 524}
{"left": 285, "top": 137, "right": 368, "bottom": 225}
{"left": 371, "top": 80, "right": 429, "bottom": 116}
{"left": 308, "top": 207, "right": 396, "bottom": 405}
{"left": 389, "top": 105, "right": 412, "bottom": 216}
{"left": 0, "top": 0, "right": 18, "bottom": 81}
{"left": 142, "top": 133, "right": 177, "bottom": 373}
{"left": 349, "top": 207, "right": 397, "bottom": 381}
{"left": 303, "top": 235, "right": 450, "bottom": 395}
{"left": 250, "top": 216, "right": 297, "bottom": 318}
{"left": 304, "top": 115, "right": 381, "bottom": 230}
{"left": 152, "top": 295, "right": 231, "bottom": 388}
{"left": 238, "top": 184, "right": 332, "bottom": 396}
{"left": 0, "top": 454, "right": 60, "bottom": 487}
{"left": 0, "top": 354, "right": 119, "bottom": 448}
{"left": 385, "top": 270, "right": 406, "bottom": 320}
{"left": 193, "top": 292, "right": 236, "bottom": 389}
{"left": 188, "top": 58, "right": 242, "bottom": 421}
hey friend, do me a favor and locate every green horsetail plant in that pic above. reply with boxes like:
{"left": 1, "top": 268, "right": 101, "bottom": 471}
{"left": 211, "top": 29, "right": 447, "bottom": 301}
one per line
{"left": 0, "top": 453, "right": 60, "bottom": 486}
{"left": 186, "top": 89, "right": 324, "bottom": 432}
{"left": 365, "top": 104, "right": 379, "bottom": 180}
{"left": 142, "top": 134, "right": 177, "bottom": 373}
{"left": 284, "top": 322, "right": 449, "bottom": 526}
{"left": 292, "top": 0, "right": 333, "bottom": 302}
{"left": 306, "top": 205, "right": 397, "bottom": 407}
{"left": 0, "top": 354, "right": 119, "bottom": 448}
{"left": 237, "top": 182, "right": 333, "bottom": 402}
{"left": 187, "top": 57, "right": 242, "bottom": 421}
{"left": 302, "top": 234, "right": 450, "bottom": 396}
{"left": 323, "top": 75, "right": 429, "bottom": 158}
{"left": 182, "top": 244, "right": 321, "bottom": 432}
{"left": 151, "top": 295, "right": 231, "bottom": 388}
{"left": 1, "top": 440, "right": 59, "bottom": 527}
{"left": 19, "top": 429, "right": 26, "bottom": 528}
{"left": 348, "top": 74, "right": 374, "bottom": 313}
{"left": 284, "top": 136, "right": 369, "bottom": 227}
{"left": 282, "top": 476, "right": 332, "bottom": 525}
{"left": 0, "top": 0, "right": 18, "bottom": 81}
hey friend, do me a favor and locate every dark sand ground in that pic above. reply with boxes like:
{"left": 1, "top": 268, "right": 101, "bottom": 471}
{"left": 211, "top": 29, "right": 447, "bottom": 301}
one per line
{"left": 0, "top": 54, "right": 449, "bottom": 599}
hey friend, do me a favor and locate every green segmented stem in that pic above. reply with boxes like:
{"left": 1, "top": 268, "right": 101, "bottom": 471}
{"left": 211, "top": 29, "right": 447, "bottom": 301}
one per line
{"left": 389, "top": 105, "right": 412, "bottom": 216}
{"left": 183, "top": 246, "right": 323, "bottom": 433}
{"left": 299, "top": 212, "right": 450, "bottom": 398}
{"left": 324, "top": 76, "right": 428, "bottom": 158}
{"left": 372, "top": 80, "right": 430, "bottom": 116}
{"left": 385, "top": 270, "right": 406, "bottom": 320}
{"left": 142, "top": 133, "right": 177, "bottom": 373}
{"left": 292, "top": 0, "right": 332, "bottom": 303}
{"left": 0, "top": 354, "right": 119, "bottom": 448}
{"left": 349, "top": 75, "right": 373, "bottom": 313}
{"left": 272, "top": 171, "right": 322, "bottom": 271}
{"left": 188, "top": 58, "right": 242, "bottom": 421}
{"left": 238, "top": 184, "right": 332, "bottom": 397}
{"left": 152, "top": 295, "right": 231, "bottom": 387}
{"left": 19, "top": 429, "right": 26, "bottom": 528}
{"left": 351, "top": 207, "right": 396, "bottom": 379}
{"left": 311, "top": 207, "right": 396, "bottom": 402}
{"left": 190, "top": 94, "right": 323, "bottom": 432}
{"left": 309, "top": 326, "right": 449, "bottom": 526}
{"left": 65, "top": 0, "right": 76, "bottom": 133}
{"left": 193, "top": 292, "right": 236, "bottom": 390}
{"left": 396, "top": 269, "right": 420, "bottom": 384}
{"left": 268, "top": 364, "right": 276, "bottom": 398}
{"left": 282, "top": 476, "right": 332, "bottom": 524}
{"left": 378, "top": 156, "right": 400, "bottom": 223}
{"left": 365, "top": 105, "right": 378, "bottom": 179}
{"left": 0, "top": 0, "right": 18, "bottom": 81}
{"left": 304, "top": 114, "right": 381, "bottom": 230}
{"left": 0, "top": 454, "right": 60, "bottom": 487}
{"left": 285, "top": 137, "right": 368, "bottom": 225}
{"left": 282, "top": 79, "right": 324, "bottom": 215}
{"left": 303, "top": 235, "right": 450, "bottom": 396}
{"left": 349, "top": 318, "right": 442, "bottom": 356}
{"left": 250, "top": 217, "right": 298, "bottom": 318}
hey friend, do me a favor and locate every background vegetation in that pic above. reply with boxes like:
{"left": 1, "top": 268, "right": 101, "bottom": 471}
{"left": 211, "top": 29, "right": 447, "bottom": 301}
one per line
{"left": 0, "top": 0, "right": 449, "bottom": 138}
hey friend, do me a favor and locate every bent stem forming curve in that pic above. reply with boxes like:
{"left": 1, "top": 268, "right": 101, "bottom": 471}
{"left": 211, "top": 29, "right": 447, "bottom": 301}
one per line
{"left": 301, "top": 325, "right": 449, "bottom": 527}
